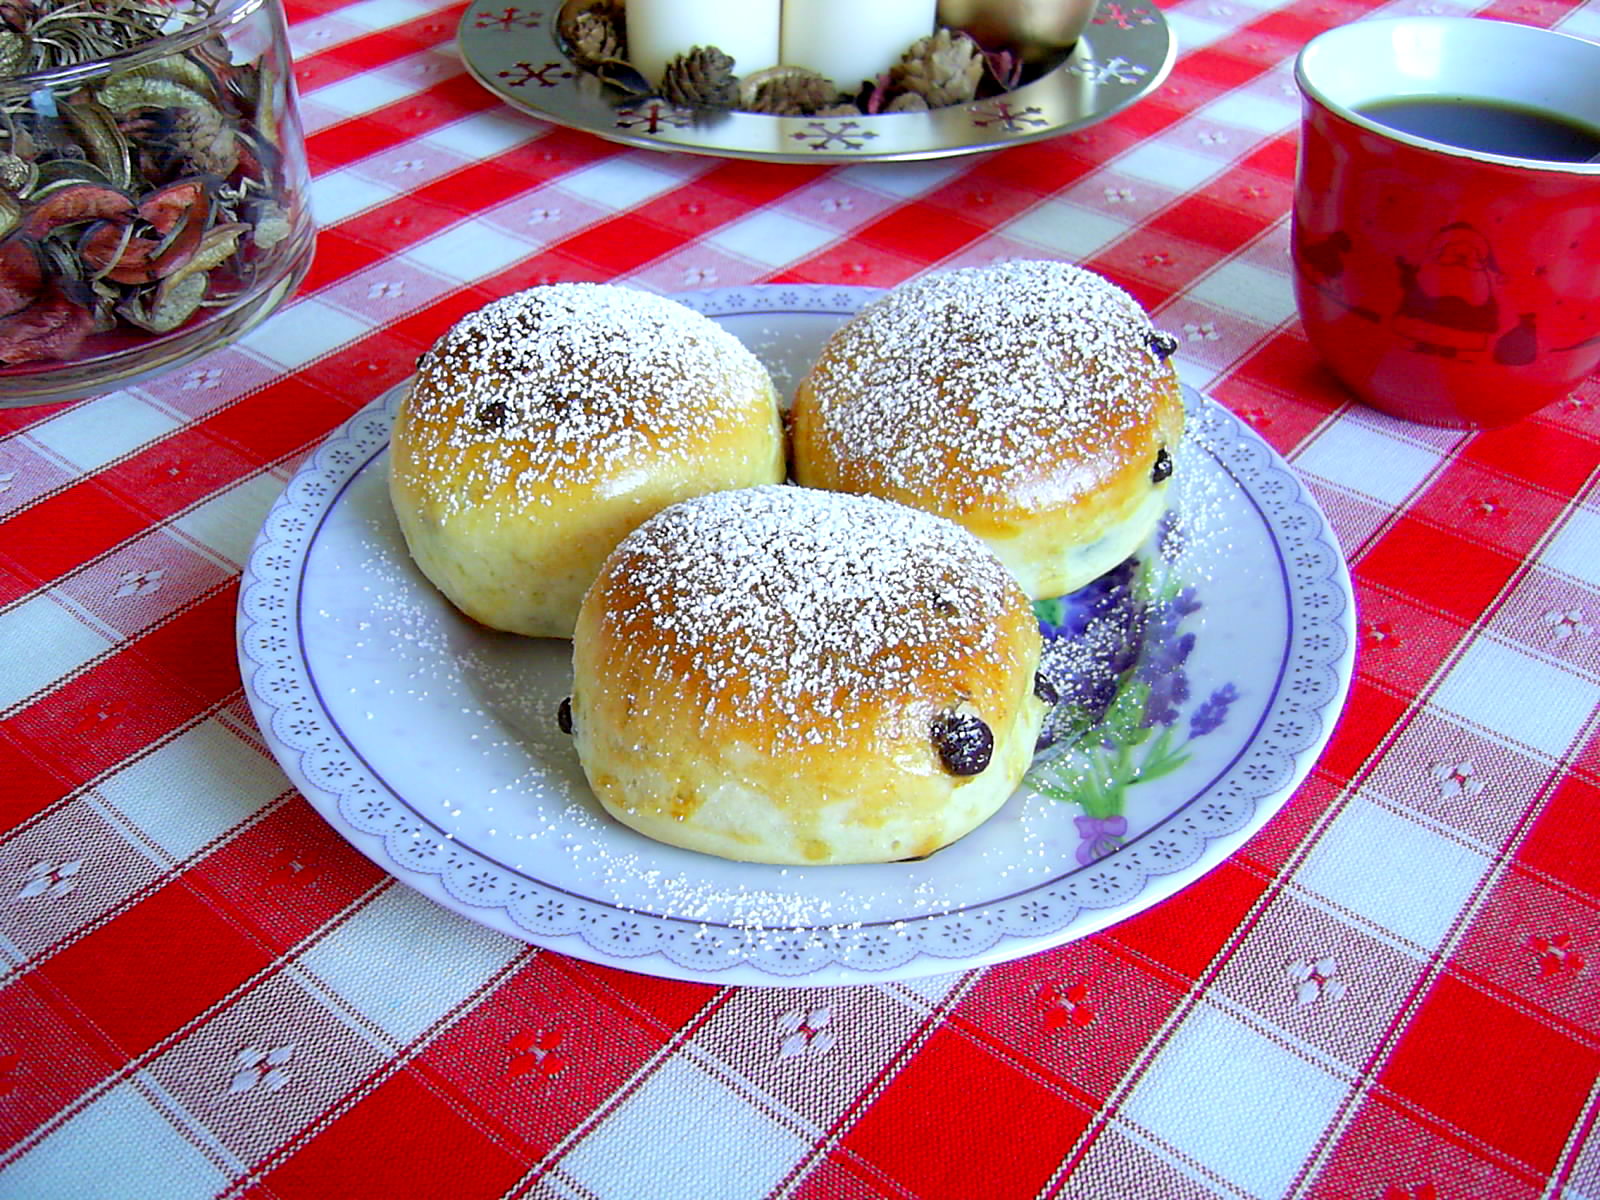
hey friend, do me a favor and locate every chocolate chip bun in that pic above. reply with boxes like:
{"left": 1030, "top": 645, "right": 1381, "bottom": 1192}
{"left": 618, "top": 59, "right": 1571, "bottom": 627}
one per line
{"left": 791, "top": 261, "right": 1185, "bottom": 599}
{"left": 569, "top": 485, "right": 1047, "bottom": 865}
{"left": 389, "top": 284, "right": 783, "bottom": 638}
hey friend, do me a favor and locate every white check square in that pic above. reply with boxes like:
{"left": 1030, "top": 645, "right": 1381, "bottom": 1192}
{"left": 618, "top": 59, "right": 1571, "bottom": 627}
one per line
{"left": 96, "top": 718, "right": 284, "bottom": 861}
{"left": 561, "top": 1056, "right": 809, "bottom": 1199}
{"left": 840, "top": 160, "right": 968, "bottom": 198}
{"left": 299, "top": 886, "right": 521, "bottom": 1043}
{"left": 1116, "top": 141, "right": 1224, "bottom": 192}
{"left": 420, "top": 111, "right": 545, "bottom": 160}
{"left": 1540, "top": 505, "right": 1600, "bottom": 590}
{"left": 0, "top": 1081, "right": 228, "bottom": 1199}
{"left": 1185, "top": 259, "right": 1299, "bottom": 328}
{"left": 28, "top": 390, "right": 181, "bottom": 476}
{"left": 706, "top": 211, "right": 838, "bottom": 267}
{"left": 557, "top": 155, "right": 696, "bottom": 210}
{"left": 0, "top": 595, "right": 114, "bottom": 711}
{"left": 1004, "top": 200, "right": 1129, "bottom": 260}
{"left": 1291, "top": 416, "right": 1443, "bottom": 507}
{"left": 305, "top": 70, "right": 419, "bottom": 120}
{"left": 241, "top": 298, "right": 373, "bottom": 370}
{"left": 403, "top": 221, "right": 537, "bottom": 283}
{"left": 309, "top": 170, "right": 402, "bottom": 226}
{"left": 1294, "top": 793, "right": 1490, "bottom": 950}
{"left": 1432, "top": 636, "right": 1600, "bottom": 758}
{"left": 1120, "top": 1004, "right": 1347, "bottom": 1200}
{"left": 1200, "top": 89, "right": 1299, "bottom": 135}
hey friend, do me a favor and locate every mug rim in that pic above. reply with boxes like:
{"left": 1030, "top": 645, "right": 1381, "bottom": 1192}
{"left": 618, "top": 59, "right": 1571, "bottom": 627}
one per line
{"left": 1294, "top": 16, "right": 1600, "bottom": 177}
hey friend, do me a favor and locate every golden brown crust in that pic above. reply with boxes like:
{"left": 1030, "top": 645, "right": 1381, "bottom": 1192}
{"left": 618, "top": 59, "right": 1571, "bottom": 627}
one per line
{"left": 791, "top": 261, "right": 1185, "bottom": 593}
{"left": 571, "top": 486, "right": 1045, "bottom": 864}
{"left": 388, "top": 284, "right": 783, "bottom": 637}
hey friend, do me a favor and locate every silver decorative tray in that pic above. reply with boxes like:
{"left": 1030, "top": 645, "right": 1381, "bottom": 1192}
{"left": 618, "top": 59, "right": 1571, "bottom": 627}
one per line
{"left": 456, "top": 2, "right": 1175, "bottom": 163}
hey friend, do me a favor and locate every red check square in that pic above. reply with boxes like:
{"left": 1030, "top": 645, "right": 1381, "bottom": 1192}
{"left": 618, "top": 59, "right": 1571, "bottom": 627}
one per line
{"left": 838, "top": 1023, "right": 1091, "bottom": 1200}
{"left": 1379, "top": 973, "right": 1600, "bottom": 1173}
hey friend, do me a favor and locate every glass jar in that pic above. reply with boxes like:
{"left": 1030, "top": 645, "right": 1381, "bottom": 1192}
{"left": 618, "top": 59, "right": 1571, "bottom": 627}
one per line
{"left": 0, "top": 0, "right": 315, "bottom": 405}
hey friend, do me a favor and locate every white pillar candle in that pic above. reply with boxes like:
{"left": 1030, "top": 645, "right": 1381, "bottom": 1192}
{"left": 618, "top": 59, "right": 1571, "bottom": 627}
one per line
{"left": 627, "top": 0, "right": 782, "bottom": 87}
{"left": 780, "top": 0, "right": 936, "bottom": 90}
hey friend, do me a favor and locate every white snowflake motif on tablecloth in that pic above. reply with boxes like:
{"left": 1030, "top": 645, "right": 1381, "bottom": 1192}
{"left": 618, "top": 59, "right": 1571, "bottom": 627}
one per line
{"left": 682, "top": 266, "right": 718, "bottom": 286}
{"left": 229, "top": 1045, "right": 293, "bottom": 1094}
{"left": 777, "top": 1007, "right": 836, "bottom": 1059}
{"left": 1287, "top": 955, "right": 1347, "bottom": 1005}
{"left": 819, "top": 195, "right": 854, "bottom": 213}
{"left": 367, "top": 280, "right": 404, "bottom": 301}
{"left": 1545, "top": 609, "right": 1592, "bottom": 642}
{"left": 1198, "top": 130, "right": 1230, "bottom": 146}
{"left": 1432, "top": 760, "right": 1485, "bottom": 801}
{"left": 17, "top": 859, "right": 81, "bottom": 901}
{"left": 391, "top": 159, "right": 425, "bottom": 174}
{"left": 113, "top": 568, "right": 165, "bottom": 598}
{"left": 527, "top": 207, "right": 562, "bottom": 224}
{"left": 1104, "top": 186, "right": 1135, "bottom": 204}
{"left": 184, "top": 367, "right": 223, "bottom": 390}
{"left": 1185, "top": 321, "right": 1221, "bottom": 342}
{"left": 0, "top": 469, "right": 14, "bottom": 494}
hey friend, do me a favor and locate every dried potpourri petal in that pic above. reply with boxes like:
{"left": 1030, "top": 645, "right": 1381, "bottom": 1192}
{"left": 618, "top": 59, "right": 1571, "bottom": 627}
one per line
{"left": 0, "top": 278, "right": 95, "bottom": 363}
{"left": 0, "top": 237, "right": 44, "bottom": 316}
{"left": 20, "top": 182, "right": 134, "bottom": 238}
{"left": 138, "top": 176, "right": 207, "bottom": 234}
{"left": 120, "top": 269, "right": 207, "bottom": 332}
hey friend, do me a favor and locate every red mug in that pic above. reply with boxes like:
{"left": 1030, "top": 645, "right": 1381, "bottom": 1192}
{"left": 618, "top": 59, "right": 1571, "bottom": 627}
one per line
{"left": 1292, "top": 18, "right": 1600, "bottom": 428}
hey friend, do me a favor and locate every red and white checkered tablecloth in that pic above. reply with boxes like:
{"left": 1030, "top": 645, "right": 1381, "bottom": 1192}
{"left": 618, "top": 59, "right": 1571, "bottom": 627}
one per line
{"left": 3, "top": 0, "right": 1599, "bottom": 1195}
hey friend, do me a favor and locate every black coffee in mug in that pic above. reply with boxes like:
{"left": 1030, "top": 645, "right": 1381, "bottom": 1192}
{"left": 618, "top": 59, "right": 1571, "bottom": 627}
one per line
{"left": 1357, "top": 96, "right": 1600, "bottom": 162}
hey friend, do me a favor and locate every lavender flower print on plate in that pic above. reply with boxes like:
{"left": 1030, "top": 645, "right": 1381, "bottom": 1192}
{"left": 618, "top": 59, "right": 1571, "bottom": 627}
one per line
{"left": 238, "top": 284, "right": 1354, "bottom": 987}
{"left": 1029, "top": 513, "right": 1244, "bottom": 867}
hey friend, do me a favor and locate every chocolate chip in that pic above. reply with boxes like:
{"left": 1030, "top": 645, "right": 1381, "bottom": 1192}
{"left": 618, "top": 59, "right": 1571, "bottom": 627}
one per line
{"left": 1034, "top": 673, "right": 1060, "bottom": 705}
{"left": 1146, "top": 330, "right": 1180, "bottom": 360}
{"left": 557, "top": 696, "right": 573, "bottom": 735}
{"left": 931, "top": 712, "right": 993, "bottom": 776}
{"left": 478, "top": 400, "right": 509, "bottom": 429}
{"left": 1152, "top": 446, "right": 1173, "bottom": 484}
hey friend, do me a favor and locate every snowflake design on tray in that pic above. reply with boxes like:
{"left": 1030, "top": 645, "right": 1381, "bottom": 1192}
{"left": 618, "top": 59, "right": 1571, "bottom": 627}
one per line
{"left": 475, "top": 5, "right": 540, "bottom": 30}
{"left": 499, "top": 60, "right": 574, "bottom": 89}
{"left": 1067, "top": 56, "right": 1150, "bottom": 87}
{"left": 790, "top": 121, "right": 880, "bottom": 152}
{"left": 615, "top": 100, "right": 694, "bottom": 134}
{"left": 1026, "top": 512, "right": 1239, "bottom": 866}
{"left": 1095, "top": 2, "right": 1159, "bottom": 29}
{"left": 970, "top": 100, "right": 1049, "bottom": 133}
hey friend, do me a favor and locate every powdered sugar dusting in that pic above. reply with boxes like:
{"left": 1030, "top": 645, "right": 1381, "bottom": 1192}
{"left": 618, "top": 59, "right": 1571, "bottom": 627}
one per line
{"left": 802, "top": 261, "right": 1168, "bottom": 506}
{"left": 404, "top": 284, "right": 773, "bottom": 512}
{"left": 594, "top": 485, "right": 1027, "bottom": 749}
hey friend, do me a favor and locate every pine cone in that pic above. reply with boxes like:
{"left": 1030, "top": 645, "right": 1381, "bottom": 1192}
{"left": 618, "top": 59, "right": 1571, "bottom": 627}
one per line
{"left": 739, "top": 67, "right": 840, "bottom": 116}
{"left": 659, "top": 46, "right": 738, "bottom": 110}
{"left": 568, "top": 9, "right": 623, "bottom": 68}
{"left": 890, "top": 28, "right": 984, "bottom": 108}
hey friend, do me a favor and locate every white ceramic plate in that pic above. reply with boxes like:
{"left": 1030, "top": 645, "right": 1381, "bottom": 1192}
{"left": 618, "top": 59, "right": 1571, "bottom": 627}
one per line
{"left": 237, "top": 285, "right": 1354, "bottom": 986}
{"left": 456, "top": 2, "right": 1176, "bottom": 164}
